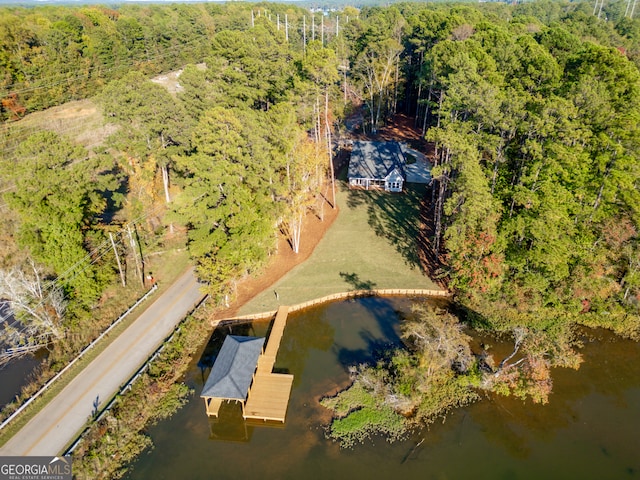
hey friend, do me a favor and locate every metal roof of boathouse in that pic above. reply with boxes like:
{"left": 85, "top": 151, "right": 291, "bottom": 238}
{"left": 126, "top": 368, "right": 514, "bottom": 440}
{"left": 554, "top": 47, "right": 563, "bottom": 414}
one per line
{"left": 201, "top": 335, "right": 265, "bottom": 401}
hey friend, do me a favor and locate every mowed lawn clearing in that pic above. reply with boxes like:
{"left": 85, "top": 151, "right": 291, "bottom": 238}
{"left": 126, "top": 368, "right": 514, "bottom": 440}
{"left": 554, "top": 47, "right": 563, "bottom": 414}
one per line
{"left": 238, "top": 181, "right": 439, "bottom": 315}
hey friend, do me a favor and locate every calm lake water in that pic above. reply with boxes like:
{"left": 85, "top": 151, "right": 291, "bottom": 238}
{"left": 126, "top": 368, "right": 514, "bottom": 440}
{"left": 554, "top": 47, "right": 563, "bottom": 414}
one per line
{"left": 0, "top": 351, "right": 44, "bottom": 409}
{"left": 126, "top": 297, "right": 640, "bottom": 480}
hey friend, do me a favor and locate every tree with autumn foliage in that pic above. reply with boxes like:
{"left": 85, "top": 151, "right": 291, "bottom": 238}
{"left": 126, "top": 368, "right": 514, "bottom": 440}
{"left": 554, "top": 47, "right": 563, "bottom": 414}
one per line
{"left": 411, "top": 5, "right": 640, "bottom": 404}
{"left": 321, "top": 303, "right": 479, "bottom": 447}
{"left": 281, "top": 129, "right": 329, "bottom": 254}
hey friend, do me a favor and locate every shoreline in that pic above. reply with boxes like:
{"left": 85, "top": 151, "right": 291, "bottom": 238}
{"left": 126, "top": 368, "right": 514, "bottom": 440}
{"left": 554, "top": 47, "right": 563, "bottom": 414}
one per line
{"left": 216, "top": 197, "right": 341, "bottom": 320}
{"left": 217, "top": 287, "right": 451, "bottom": 324}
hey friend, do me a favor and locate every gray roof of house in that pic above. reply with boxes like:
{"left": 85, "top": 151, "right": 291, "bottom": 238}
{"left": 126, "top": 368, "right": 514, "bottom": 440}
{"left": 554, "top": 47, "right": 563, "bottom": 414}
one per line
{"left": 200, "top": 335, "right": 265, "bottom": 401}
{"left": 348, "top": 141, "right": 405, "bottom": 180}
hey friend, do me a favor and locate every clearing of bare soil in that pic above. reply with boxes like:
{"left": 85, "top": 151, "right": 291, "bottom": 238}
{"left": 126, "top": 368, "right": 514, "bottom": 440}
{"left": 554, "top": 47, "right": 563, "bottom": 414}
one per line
{"left": 3, "top": 99, "right": 117, "bottom": 151}
{"left": 3, "top": 65, "right": 209, "bottom": 152}
{"left": 349, "top": 112, "right": 435, "bottom": 157}
{"left": 376, "top": 113, "right": 428, "bottom": 145}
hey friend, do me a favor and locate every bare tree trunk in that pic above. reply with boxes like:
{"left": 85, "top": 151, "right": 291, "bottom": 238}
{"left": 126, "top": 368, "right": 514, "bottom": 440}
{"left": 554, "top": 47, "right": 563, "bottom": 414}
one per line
{"left": 315, "top": 96, "right": 322, "bottom": 144}
{"left": 415, "top": 80, "right": 423, "bottom": 126}
{"left": 393, "top": 57, "right": 399, "bottom": 115}
{"left": 433, "top": 147, "right": 451, "bottom": 256}
{"left": 343, "top": 64, "right": 347, "bottom": 106}
{"left": 289, "top": 211, "right": 303, "bottom": 254}
{"left": 433, "top": 178, "right": 446, "bottom": 255}
{"left": 110, "top": 232, "right": 126, "bottom": 287}
{"left": 303, "top": 15, "right": 306, "bottom": 55}
{"left": 161, "top": 164, "right": 171, "bottom": 203}
{"left": 160, "top": 164, "right": 174, "bottom": 234}
{"left": 592, "top": 180, "right": 606, "bottom": 217}
{"left": 375, "top": 91, "right": 383, "bottom": 133}
{"left": 127, "top": 224, "right": 144, "bottom": 288}
{"left": 325, "top": 90, "right": 336, "bottom": 209}
{"left": 491, "top": 143, "right": 504, "bottom": 195}
{"left": 370, "top": 87, "right": 376, "bottom": 134}
{"left": 496, "top": 328, "right": 527, "bottom": 372}
{"left": 436, "top": 90, "right": 443, "bottom": 129}
{"left": 422, "top": 80, "right": 433, "bottom": 137}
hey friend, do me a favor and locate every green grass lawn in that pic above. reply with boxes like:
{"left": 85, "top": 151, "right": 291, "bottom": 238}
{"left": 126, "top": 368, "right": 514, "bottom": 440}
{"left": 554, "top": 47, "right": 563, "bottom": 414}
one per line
{"left": 238, "top": 181, "right": 439, "bottom": 315}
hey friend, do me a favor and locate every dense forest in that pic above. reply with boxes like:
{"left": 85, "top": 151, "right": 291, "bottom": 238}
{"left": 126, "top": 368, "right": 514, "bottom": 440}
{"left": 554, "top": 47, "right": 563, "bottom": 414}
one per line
{"left": 0, "top": 0, "right": 639, "bottom": 457}
{"left": 0, "top": 2, "right": 340, "bottom": 363}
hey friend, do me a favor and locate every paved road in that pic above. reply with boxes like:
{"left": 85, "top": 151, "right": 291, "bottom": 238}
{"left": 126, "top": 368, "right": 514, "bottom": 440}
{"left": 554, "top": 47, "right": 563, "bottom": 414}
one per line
{"left": 0, "top": 267, "right": 205, "bottom": 456}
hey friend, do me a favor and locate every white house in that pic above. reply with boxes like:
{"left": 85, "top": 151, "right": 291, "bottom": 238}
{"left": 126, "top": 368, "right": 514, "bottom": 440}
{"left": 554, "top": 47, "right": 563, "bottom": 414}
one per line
{"left": 348, "top": 141, "right": 406, "bottom": 192}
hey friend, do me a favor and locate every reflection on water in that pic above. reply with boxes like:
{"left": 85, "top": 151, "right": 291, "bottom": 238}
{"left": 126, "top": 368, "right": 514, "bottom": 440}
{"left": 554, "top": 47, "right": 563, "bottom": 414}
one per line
{"left": 0, "top": 350, "right": 45, "bottom": 409}
{"left": 208, "top": 402, "right": 253, "bottom": 443}
{"left": 125, "top": 298, "right": 640, "bottom": 480}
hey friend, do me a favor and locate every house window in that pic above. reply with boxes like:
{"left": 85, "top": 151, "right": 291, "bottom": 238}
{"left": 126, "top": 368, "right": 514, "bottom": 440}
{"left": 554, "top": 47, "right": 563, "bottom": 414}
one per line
{"left": 389, "top": 181, "right": 402, "bottom": 191}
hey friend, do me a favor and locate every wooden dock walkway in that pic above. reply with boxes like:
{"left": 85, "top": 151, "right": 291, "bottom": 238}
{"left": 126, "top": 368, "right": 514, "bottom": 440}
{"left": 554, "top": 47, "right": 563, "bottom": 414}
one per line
{"left": 202, "top": 306, "right": 293, "bottom": 423}
{"left": 257, "top": 306, "right": 288, "bottom": 373}
{"left": 244, "top": 306, "right": 293, "bottom": 422}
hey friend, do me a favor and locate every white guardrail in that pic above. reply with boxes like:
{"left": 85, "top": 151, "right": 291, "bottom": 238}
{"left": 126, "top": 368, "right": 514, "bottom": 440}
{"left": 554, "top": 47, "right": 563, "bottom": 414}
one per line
{"left": 0, "top": 283, "right": 159, "bottom": 432}
{"left": 64, "top": 293, "right": 208, "bottom": 455}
